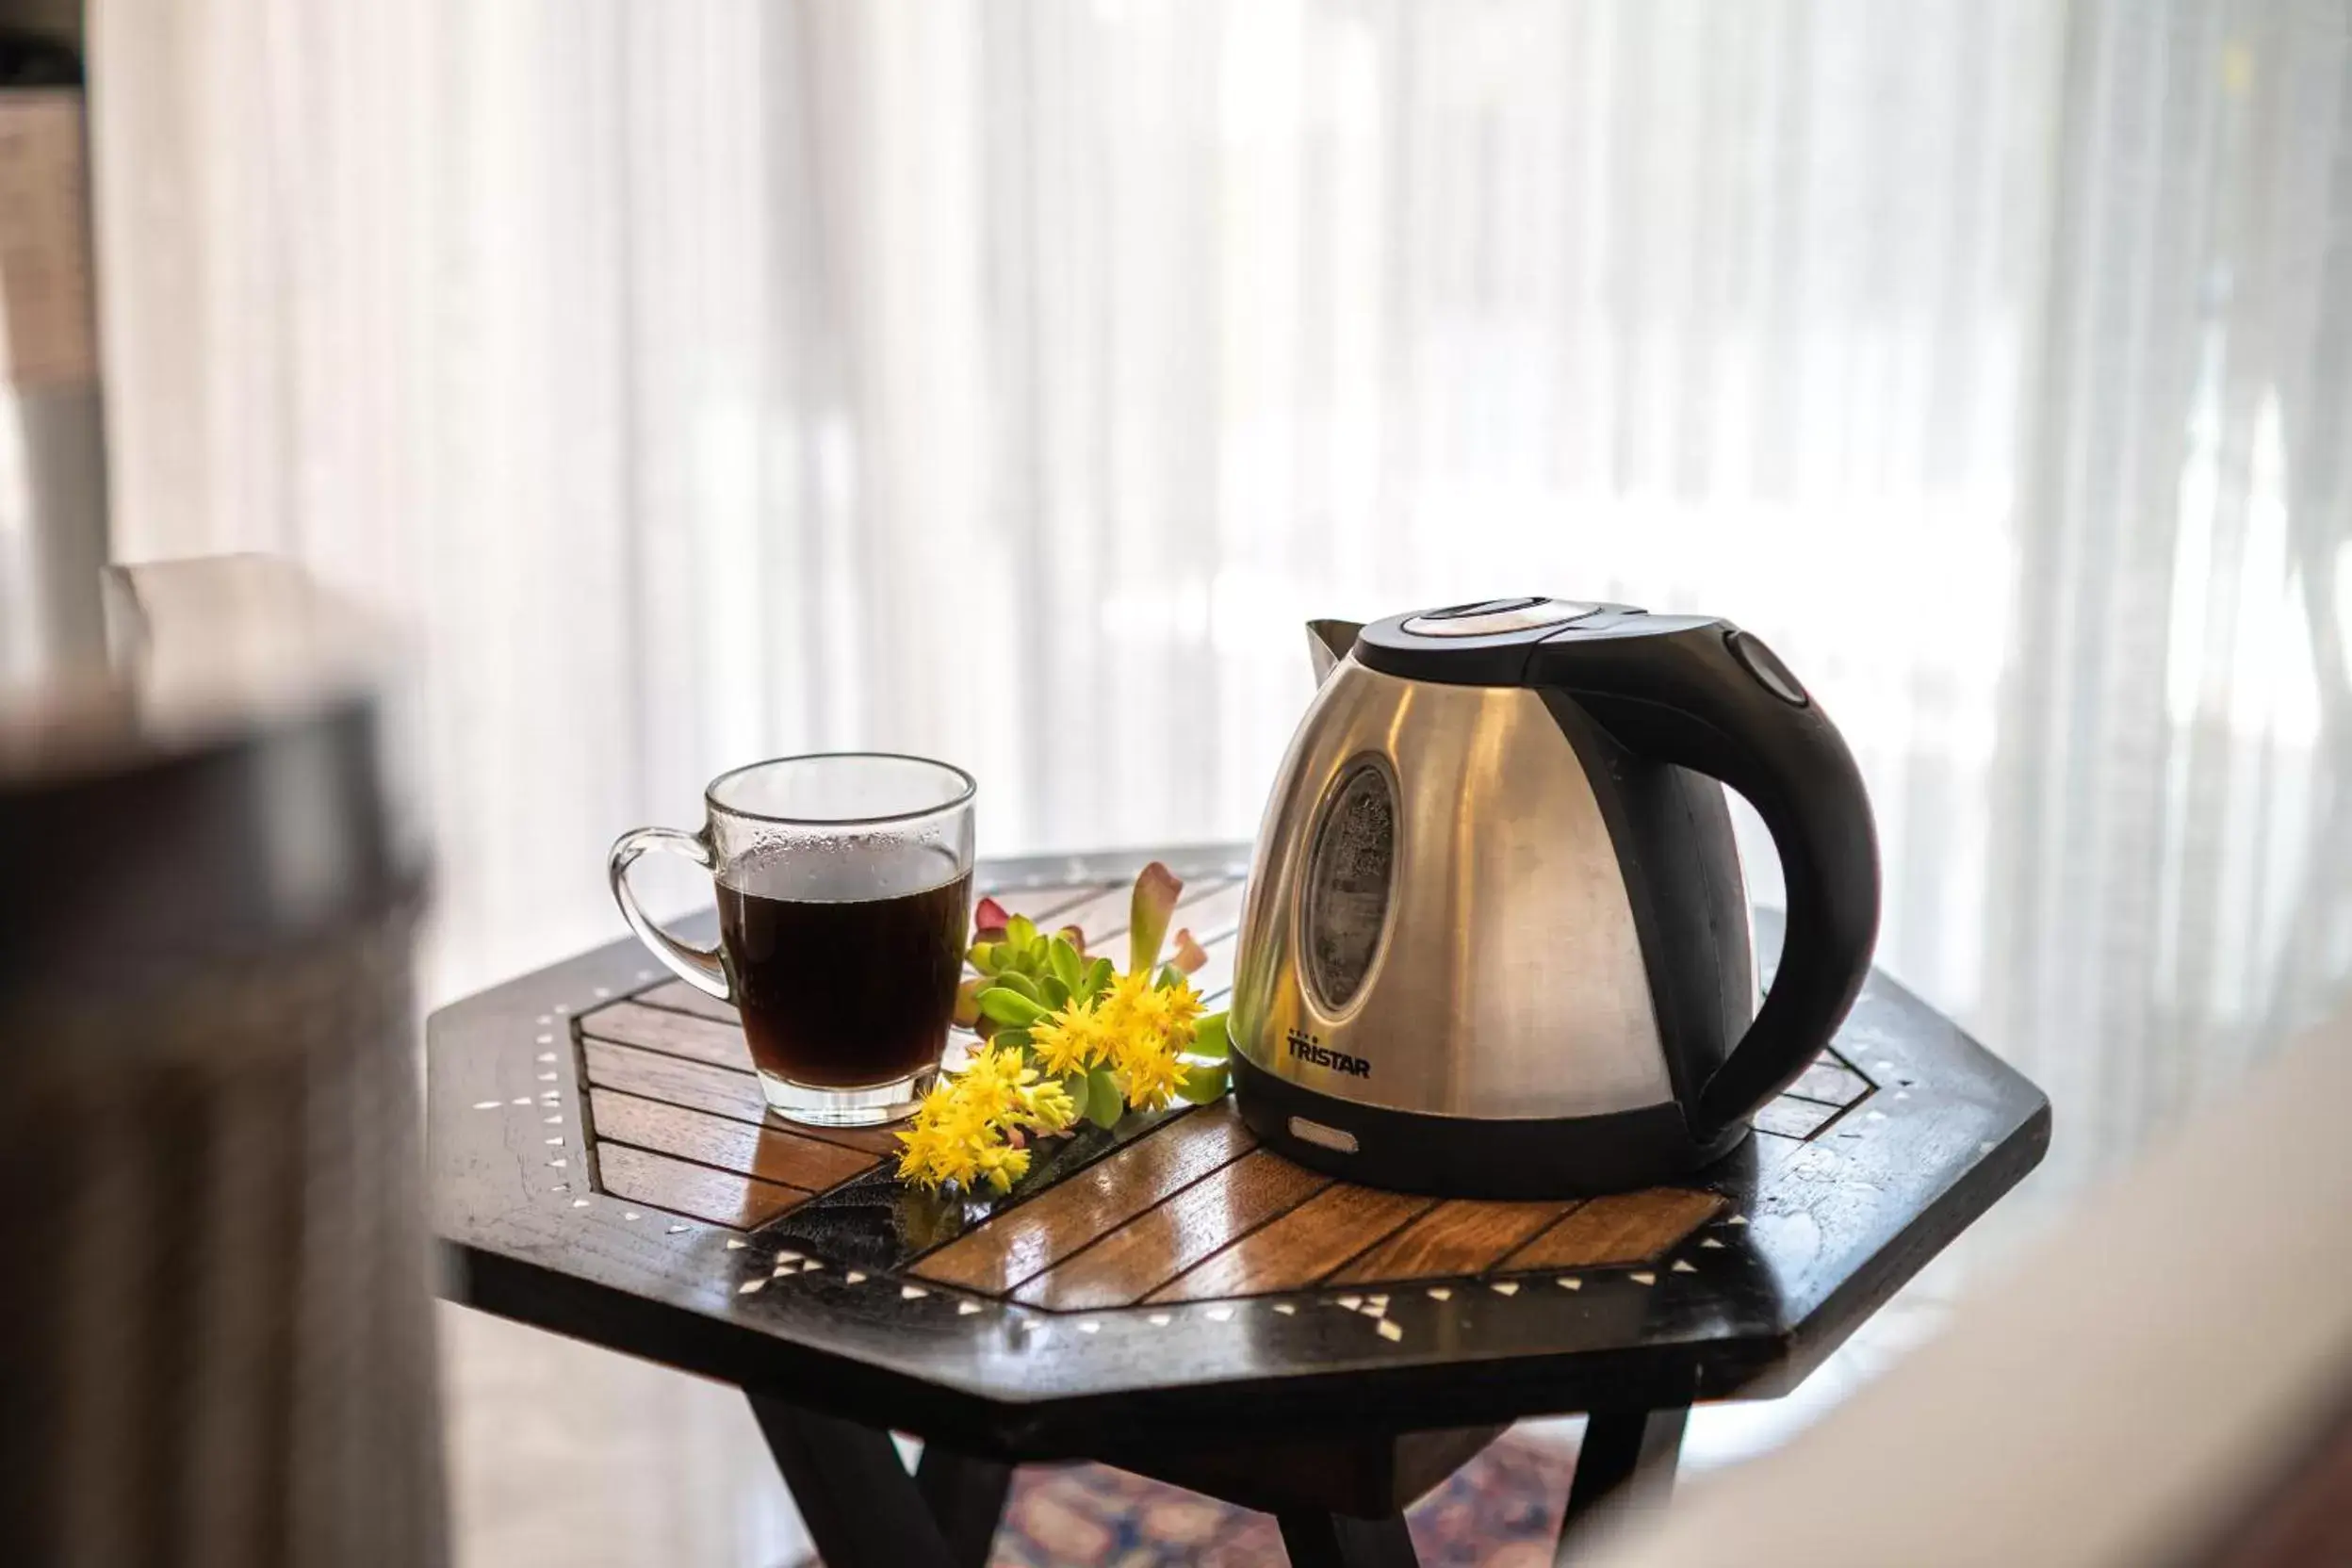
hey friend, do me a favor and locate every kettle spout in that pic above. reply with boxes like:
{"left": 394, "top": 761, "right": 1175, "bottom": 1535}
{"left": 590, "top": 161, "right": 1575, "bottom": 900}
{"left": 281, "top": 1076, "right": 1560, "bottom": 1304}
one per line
{"left": 1306, "top": 619, "right": 1363, "bottom": 686}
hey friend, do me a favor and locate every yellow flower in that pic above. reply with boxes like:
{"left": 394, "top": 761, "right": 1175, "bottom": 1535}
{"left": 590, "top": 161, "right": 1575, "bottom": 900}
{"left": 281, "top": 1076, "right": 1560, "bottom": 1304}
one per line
{"left": 892, "top": 1133, "right": 931, "bottom": 1185}
{"left": 971, "top": 1139, "right": 1032, "bottom": 1193}
{"left": 963, "top": 1040, "right": 1024, "bottom": 1092}
{"left": 900, "top": 1073, "right": 990, "bottom": 1187}
{"left": 1113, "top": 1024, "right": 1190, "bottom": 1111}
{"left": 899, "top": 964, "right": 1213, "bottom": 1193}
{"left": 1031, "top": 993, "right": 1105, "bottom": 1077}
{"left": 895, "top": 1082, "right": 967, "bottom": 1186}
{"left": 1020, "top": 1075, "right": 1077, "bottom": 1133}
{"left": 909, "top": 1078, "right": 960, "bottom": 1125}
{"left": 1159, "top": 977, "right": 1206, "bottom": 1041}
{"left": 900, "top": 1037, "right": 1086, "bottom": 1193}
{"left": 1103, "top": 970, "right": 1174, "bottom": 1035}
{"left": 896, "top": 1119, "right": 961, "bottom": 1188}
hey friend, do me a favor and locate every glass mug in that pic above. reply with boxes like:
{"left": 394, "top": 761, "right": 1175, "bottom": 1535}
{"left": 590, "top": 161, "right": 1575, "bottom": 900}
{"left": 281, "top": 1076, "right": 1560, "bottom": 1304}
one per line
{"left": 608, "top": 753, "right": 976, "bottom": 1127}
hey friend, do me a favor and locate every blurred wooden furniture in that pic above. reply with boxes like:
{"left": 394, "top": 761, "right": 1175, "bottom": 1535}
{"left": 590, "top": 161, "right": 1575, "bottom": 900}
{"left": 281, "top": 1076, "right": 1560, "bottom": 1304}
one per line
{"left": 428, "top": 846, "right": 2047, "bottom": 1568}
{"left": 2, "top": 555, "right": 440, "bottom": 1567}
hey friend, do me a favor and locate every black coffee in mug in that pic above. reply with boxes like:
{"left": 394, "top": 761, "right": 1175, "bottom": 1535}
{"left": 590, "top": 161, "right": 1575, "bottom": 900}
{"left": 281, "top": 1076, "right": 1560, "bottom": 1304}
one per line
{"left": 718, "top": 851, "right": 972, "bottom": 1089}
{"left": 609, "top": 753, "right": 978, "bottom": 1127}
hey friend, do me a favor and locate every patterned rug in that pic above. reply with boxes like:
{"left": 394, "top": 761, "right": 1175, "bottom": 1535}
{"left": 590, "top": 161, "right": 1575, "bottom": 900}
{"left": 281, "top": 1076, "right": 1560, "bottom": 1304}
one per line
{"left": 967, "top": 1429, "right": 1570, "bottom": 1567}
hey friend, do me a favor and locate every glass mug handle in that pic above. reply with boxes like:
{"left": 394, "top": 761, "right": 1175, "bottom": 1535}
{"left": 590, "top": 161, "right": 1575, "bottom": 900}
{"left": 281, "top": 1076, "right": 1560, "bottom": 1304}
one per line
{"left": 607, "top": 826, "right": 732, "bottom": 1001}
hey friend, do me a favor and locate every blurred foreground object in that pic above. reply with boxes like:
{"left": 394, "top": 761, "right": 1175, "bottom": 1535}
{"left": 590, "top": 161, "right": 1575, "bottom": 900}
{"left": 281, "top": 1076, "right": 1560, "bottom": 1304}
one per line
{"left": 0, "top": 555, "right": 443, "bottom": 1566}
{"left": 0, "top": 1, "right": 107, "bottom": 692}
{"left": 1578, "top": 1019, "right": 2352, "bottom": 1568}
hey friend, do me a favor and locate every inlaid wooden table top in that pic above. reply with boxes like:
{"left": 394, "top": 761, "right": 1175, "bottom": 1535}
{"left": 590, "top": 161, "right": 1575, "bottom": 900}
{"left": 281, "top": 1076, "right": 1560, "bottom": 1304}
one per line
{"left": 428, "top": 845, "right": 2049, "bottom": 1461}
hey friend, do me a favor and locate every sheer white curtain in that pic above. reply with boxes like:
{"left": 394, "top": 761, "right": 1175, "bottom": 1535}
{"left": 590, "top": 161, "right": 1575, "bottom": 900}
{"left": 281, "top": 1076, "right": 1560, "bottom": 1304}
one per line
{"left": 84, "top": 0, "right": 2352, "bottom": 1554}
{"left": 93, "top": 0, "right": 2350, "bottom": 1181}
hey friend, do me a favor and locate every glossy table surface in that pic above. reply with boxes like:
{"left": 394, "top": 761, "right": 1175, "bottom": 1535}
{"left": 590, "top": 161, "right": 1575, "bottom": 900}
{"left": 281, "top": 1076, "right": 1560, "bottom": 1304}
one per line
{"left": 428, "top": 845, "right": 2049, "bottom": 1462}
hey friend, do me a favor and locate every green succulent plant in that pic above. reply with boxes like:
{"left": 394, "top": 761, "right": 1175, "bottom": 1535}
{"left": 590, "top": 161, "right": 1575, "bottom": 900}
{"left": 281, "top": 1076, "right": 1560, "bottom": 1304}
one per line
{"left": 956, "top": 863, "right": 1232, "bottom": 1128}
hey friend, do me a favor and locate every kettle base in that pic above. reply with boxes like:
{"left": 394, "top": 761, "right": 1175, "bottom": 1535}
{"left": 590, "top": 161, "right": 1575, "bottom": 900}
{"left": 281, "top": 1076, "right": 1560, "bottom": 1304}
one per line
{"left": 1230, "top": 1051, "right": 1749, "bottom": 1199}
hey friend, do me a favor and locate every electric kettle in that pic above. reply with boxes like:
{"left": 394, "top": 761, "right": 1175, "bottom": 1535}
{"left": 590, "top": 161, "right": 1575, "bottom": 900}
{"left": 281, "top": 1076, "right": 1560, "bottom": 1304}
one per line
{"left": 1230, "top": 596, "right": 1880, "bottom": 1197}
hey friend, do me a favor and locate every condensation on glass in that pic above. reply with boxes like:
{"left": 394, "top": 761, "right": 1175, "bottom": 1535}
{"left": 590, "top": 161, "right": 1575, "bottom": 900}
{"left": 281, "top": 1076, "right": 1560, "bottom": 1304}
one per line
{"left": 1300, "top": 760, "right": 1396, "bottom": 1014}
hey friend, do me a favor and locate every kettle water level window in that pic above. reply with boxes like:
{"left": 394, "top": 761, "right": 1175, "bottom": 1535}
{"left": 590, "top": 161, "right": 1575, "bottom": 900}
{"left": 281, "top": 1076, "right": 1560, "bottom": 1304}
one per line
{"left": 1300, "top": 760, "right": 1396, "bottom": 1014}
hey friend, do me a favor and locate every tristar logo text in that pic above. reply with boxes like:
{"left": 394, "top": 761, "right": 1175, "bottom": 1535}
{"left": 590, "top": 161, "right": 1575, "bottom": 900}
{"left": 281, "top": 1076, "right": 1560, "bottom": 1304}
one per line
{"left": 1285, "top": 1029, "right": 1370, "bottom": 1078}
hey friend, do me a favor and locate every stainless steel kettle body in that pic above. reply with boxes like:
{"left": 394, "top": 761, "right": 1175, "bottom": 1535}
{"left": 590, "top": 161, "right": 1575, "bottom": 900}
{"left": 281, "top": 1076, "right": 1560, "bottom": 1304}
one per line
{"left": 1231, "top": 598, "right": 1880, "bottom": 1197}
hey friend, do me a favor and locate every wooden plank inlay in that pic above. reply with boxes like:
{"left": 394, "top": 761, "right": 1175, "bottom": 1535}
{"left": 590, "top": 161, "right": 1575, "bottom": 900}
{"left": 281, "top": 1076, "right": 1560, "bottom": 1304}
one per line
{"left": 785, "top": 1122, "right": 907, "bottom": 1156}
{"left": 1755, "top": 1095, "right": 1838, "bottom": 1139}
{"left": 1031, "top": 885, "right": 1136, "bottom": 950}
{"left": 1188, "top": 931, "right": 1238, "bottom": 1002}
{"left": 1030, "top": 876, "right": 1238, "bottom": 957}
{"left": 596, "top": 1143, "right": 805, "bottom": 1230}
{"left": 984, "top": 882, "right": 1104, "bottom": 922}
{"left": 912, "top": 1104, "right": 1257, "bottom": 1295}
{"left": 580, "top": 1039, "right": 908, "bottom": 1156}
{"left": 1013, "top": 1147, "right": 1329, "bottom": 1311}
{"left": 1169, "top": 879, "right": 1250, "bottom": 941}
{"left": 585, "top": 1037, "right": 767, "bottom": 1123}
{"left": 589, "top": 1089, "right": 879, "bottom": 1191}
{"left": 633, "top": 978, "right": 737, "bottom": 1025}
{"left": 1054, "top": 885, "right": 1135, "bottom": 942}
{"left": 1501, "top": 1189, "right": 1725, "bottom": 1272}
{"left": 1327, "top": 1199, "right": 1576, "bottom": 1284}
{"left": 1788, "top": 1057, "right": 1871, "bottom": 1107}
{"left": 1144, "top": 1183, "right": 1432, "bottom": 1303}
{"left": 581, "top": 1000, "right": 753, "bottom": 1072}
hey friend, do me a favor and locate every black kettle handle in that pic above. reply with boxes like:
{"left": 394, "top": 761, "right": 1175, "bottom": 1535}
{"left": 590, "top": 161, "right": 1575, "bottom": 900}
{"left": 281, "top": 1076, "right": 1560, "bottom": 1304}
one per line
{"left": 1531, "top": 621, "right": 1881, "bottom": 1144}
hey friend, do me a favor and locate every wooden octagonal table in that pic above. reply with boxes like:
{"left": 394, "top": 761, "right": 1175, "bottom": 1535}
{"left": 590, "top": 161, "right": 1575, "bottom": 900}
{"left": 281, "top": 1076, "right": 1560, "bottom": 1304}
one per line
{"left": 429, "top": 846, "right": 2049, "bottom": 1567}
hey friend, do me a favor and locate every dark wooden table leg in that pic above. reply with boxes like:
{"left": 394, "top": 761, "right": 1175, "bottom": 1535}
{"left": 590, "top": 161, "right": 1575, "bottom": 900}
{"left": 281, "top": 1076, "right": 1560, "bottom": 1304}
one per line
{"left": 1554, "top": 1407, "right": 1689, "bottom": 1563}
{"left": 1278, "top": 1511, "right": 1420, "bottom": 1567}
{"left": 914, "top": 1443, "right": 1014, "bottom": 1568}
{"left": 746, "top": 1392, "right": 956, "bottom": 1568}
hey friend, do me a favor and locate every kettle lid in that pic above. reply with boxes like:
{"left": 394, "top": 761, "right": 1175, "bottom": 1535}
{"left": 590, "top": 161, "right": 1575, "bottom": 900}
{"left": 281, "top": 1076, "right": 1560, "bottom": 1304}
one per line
{"left": 1353, "top": 596, "right": 1710, "bottom": 685}
{"left": 1396, "top": 596, "right": 1600, "bottom": 638}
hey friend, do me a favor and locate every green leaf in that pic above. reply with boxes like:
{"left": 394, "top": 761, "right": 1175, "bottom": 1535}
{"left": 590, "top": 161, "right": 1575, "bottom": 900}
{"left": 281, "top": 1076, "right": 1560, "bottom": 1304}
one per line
{"left": 1040, "top": 974, "right": 1070, "bottom": 1009}
{"left": 1083, "top": 956, "right": 1116, "bottom": 998}
{"left": 1154, "top": 963, "right": 1183, "bottom": 989}
{"left": 992, "top": 1027, "right": 1031, "bottom": 1050}
{"left": 1188, "top": 1012, "right": 1230, "bottom": 1060}
{"left": 952, "top": 978, "right": 984, "bottom": 1029}
{"left": 977, "top": 988, "right": 1048, "bottom": 1026}
{"left": 1005, "top": 914, "right": 1038, "bottom": 951}
{"left": 1084, "top": 1067, "right": 1124, "bottom": 1128}
{"left": 1128, "top": 861, "right": 1183, "bottom": 977}
{"left": 1048, "top": 936, "right": 1084, "bottom": 992}
{"left": 1178, "top": 1062, "right": 1231, "bottom": 1104}
{"left": 993, "top": 971, "right": 1042, "bottom": 1004}
{"left": 966, "top": 940, "right": 999, "bottom": 973}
